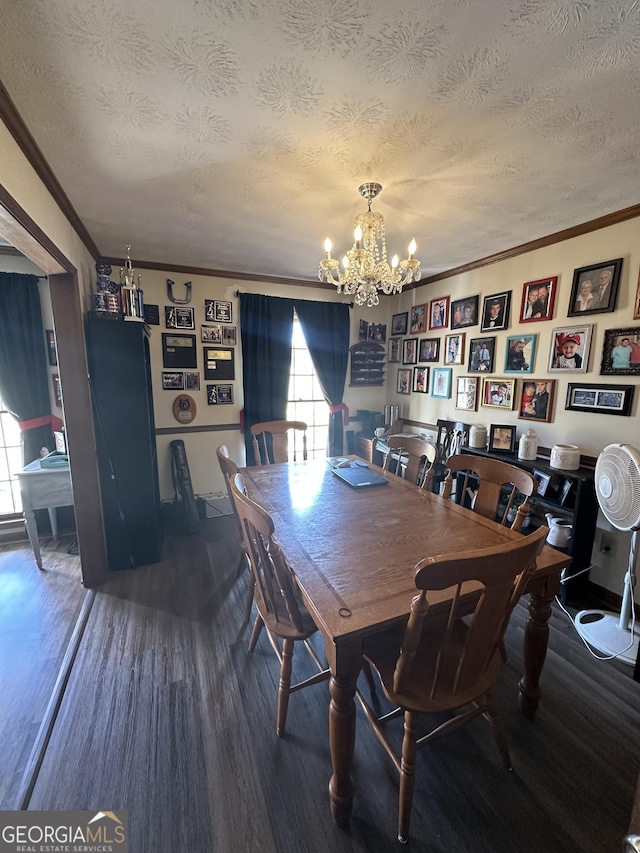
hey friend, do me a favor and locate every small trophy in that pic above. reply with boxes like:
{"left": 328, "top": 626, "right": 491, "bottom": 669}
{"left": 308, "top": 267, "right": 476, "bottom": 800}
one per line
{"left": 119, "top": 245, "right": 144, "bottom": 321}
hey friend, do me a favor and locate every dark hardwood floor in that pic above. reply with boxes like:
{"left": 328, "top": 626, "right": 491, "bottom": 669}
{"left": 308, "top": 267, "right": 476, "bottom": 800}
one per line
{"left": 9, "top": 518, "right": 640, "bottom": 851}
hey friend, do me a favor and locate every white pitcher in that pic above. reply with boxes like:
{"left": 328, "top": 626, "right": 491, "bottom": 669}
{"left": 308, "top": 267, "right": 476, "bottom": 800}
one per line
{"left": 545, "top": 513, "right": 572, "bottom": 547}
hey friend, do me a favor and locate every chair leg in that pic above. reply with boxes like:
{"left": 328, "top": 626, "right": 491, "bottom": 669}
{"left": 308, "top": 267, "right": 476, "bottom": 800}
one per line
{"left": 276, "top": 637, "right": 294, "bottom": 736}
{"left": 483, "top": 691, "right": 512, "bottom": 769}
{"left": 248, "top": 613, "right": 264, "bottom": 652}
{"left": 397, "top": 711, "right": 418, "bottom": 844}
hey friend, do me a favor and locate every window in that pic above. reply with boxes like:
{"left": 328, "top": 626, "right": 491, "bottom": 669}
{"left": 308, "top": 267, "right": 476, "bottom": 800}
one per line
{"left": 0, "top": 396, "right": 22, "bottom": 516}
{"left": 287, "top": 313, "right": 328, "bottom": 459}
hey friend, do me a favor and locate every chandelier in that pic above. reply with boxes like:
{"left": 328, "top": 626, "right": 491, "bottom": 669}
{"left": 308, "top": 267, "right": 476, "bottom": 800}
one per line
{"left": 318, "top": 183, "right": 421, "bottom": 307}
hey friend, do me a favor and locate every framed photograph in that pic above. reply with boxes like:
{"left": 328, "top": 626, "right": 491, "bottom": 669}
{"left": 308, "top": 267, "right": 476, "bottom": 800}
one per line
{"left": 431, "top": 367, "right": 452, "bottom": 399}
{"left": 600, "top": 327, "right": 640, "bottom": 375}
{"left": 450, "top": 295, "right": 479, "bottom": 329}
{"left": 402, "top": 338, "right": 418, "bottom": 365}
{"left": 517, "top": 378, "right": 555, "bottom": 423}
{"left": 165, "top": 306, "right": 195, "bottom": 329}
{"left": 52, "top": 374, "right": 62, "bottom": 407}
{"left": 532, "top": 469, "right": 551, "bottom": 496}
{"left": 203, "top": 346, "right": 235, "bottom": 380}
{"left": 410, "top": 304, "right": 427, "bottom": 335}
{"left": 412, "top": 365, "right": 429, "bottom": 393}
{"left": 391, "top": 312, "right": 408, "bottom": 336}
{"left": 559, "top": 478, "right": 574, "bottom": 506}
{"left": 201, "top": 324, "right": 222, "bottom": 343}
{"left": 481, "top": 291, "right": 511, "bottom": 332}
{"left": 419, "top": 337, "right": 439, "bottom": 362}
{"left": 444, "top": 333, "right": 465, "bottom": 365}
{"left": 567, "top": 258, "right": 623, "bottom": 316}
{"left": 45, "top": 329, "right": 57, "bottom": 365}
{"left": 388, "top": 337, "right": 401, "bottom": 363}
{"left": 162, "top": 334, "right": 197, "bottom": 369}
{"left": 397, "top": 368, "right": 411, "bottom": 395}
{"left": 162, "top": 371, "right": 185, "bottom": 390}
{"left": 185, "top": 371, "right": 200, "bottom": 391}
{"left": 455, "top": 376, "right": 479, "bottom": 411}
{"left": 214, "top": 300, "right": 232, "bottom": 323}
{"left": 428, "top": 296, "right": 450, "bottom": 330}
{"left": 565, "top": 382, "right": 634, "bottom": 416}
{"left": 222, "top": 326, "right": 237, "bottom": 346}
{"left": 548, "top": 324, "right": 593, "bottom": 373}
{"left": 504, "top": 334, "right": 536, "bottom": 373}
{"left": 367, "top": 323, "right": 386, "bottom": 342}
{"left": 489, "top": 424, "right": 516, "bottom": 453}
{"left": 634, "top": 269, "right": 640, "bottom": 321}
{"left": 481, "top": 378, "right": 515, "bottom": 410}
{"left": 468, "top": 336, "right": 496, "bottom": 372}
{"left": 359, "top": 319, "right": 368, "bottom": 340}
{"left": 520, "top": 276, "right": 557, "bottom": 322}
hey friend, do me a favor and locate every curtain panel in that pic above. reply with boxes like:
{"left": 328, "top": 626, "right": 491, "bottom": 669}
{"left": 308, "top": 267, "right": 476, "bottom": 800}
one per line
{"left": 0, "top": 273, "right": 54, "bottom": 464}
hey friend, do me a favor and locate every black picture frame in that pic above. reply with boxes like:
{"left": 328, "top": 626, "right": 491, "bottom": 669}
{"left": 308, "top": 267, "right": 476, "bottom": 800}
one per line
{"left": 600, "top": 327, "right": 640, "bottom": 376}
{"left": 203, "top": 347, "right": 235, "bottom": 380}
{"left": 559, "top": 479, "right": 574, "bottom": 506}
{"left": 488, "top": 424, "right": 516, "bottom": 453}
{"left": 165, "top": 306, "right": 195, "bottom": 329}
{"left": 144, "top": 303, "right": 160, "bottom": 325}
{"left": 388, "top": 337, "right": 401, "bottom": 363}
{"left": 162, "top": 333, "right": 197, "bottom": 369}
{"left": 468, "top": 336, "right": 496, "bottom": 372}
{"left": 162, "top": 371, "right": 185, "bottom": 390}
{"left": 567, "top": 258, "right": 623, "bottom": 316}
{"left": 565, "top": 382, "right": 634, "bottom": 416}
{"left": 216, "top": 384, "right": 234, "bottom": 404}
{"left": 391, "top": 312, "right": 408, "bottom": 336}
{"left": 46, "top": 329, "right": 57, "bottom": 365}
{"left": 481, "top": 291, "right": 511, "bottom": 332}
{"left": 402, "top": 338, "right": 418, "bottom": 365}
{"left": 419, "top": 337, "right": 439, "bottom": 362}
{"left": 450, "top": 295, "right": 479, "bottom": 329}
{"left": 412, "top": 365, "right": 429, "bottom": 393}
{"left": 214, "top": 300, "right": 232, "bottom": 322}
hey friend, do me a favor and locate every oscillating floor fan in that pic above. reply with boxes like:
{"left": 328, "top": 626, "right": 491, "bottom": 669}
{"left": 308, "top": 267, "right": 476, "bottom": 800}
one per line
{"left": 574, "top": 443, "right": 640, "bottom": 664}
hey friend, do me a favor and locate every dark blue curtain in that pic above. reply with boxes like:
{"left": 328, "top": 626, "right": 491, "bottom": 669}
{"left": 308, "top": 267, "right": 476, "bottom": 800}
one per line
{"left": 240, "top": 293, "right": 295, "bottom": 465}
{"left": 0, "top": 273, "right": 54, "bottom": 464}
{"left": 295, "top": 300, "right": 350, "bottom": 456}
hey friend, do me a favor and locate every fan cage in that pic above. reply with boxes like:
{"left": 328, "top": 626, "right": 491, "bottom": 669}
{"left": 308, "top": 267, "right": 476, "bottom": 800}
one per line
{"left": 595, "top": 444, "right": 640, "bottom": 531}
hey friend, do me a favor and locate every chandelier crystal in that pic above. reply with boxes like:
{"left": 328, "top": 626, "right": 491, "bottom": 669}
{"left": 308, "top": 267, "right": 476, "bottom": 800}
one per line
{"left": 318, "top": 183, "right": 421, "bottom": 307}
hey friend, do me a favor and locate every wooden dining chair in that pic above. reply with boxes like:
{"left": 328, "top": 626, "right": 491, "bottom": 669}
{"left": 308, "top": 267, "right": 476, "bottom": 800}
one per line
{"left": 441, "top": 454, "right": 536, "bottom": 532}
{"left": 424, "top": 419, "right": 470, "bottom": 493}
{"left": 381, "top": 435, "right": 437, "bottom": 488}
{"left": 250, "top": 420, "right": 308, "bottom": 465}
{"left": 229, "top": 472, "right": 330, "bottom": 735}
{"left": 216, "top": 445, "right": 255, "bottom": 624}
{"left": 356, "top": 526, "right": 548, "bottom": 844}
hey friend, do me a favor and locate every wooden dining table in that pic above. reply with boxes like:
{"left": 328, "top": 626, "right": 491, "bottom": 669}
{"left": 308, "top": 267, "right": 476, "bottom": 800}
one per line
{"left": 241, "top": 457, "right": 572, "bottom": 827}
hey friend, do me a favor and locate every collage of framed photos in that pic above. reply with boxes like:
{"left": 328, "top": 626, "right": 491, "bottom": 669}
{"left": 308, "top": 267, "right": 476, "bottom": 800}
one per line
{"left": 161, "top": 299, "right": 236, "bottom": 406}
{"left": 389, "top": 257, "right": 639, "bottom": 418}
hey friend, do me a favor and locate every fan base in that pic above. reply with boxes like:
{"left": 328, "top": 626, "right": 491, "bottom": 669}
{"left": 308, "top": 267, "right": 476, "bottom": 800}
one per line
{"left": 574, "top": 610, "right": 640, "bottom": 665}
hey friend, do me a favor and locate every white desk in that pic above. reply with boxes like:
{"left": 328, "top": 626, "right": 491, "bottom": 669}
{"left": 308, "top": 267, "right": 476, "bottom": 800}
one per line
{"left": 16, "top": 459, "right": 73, "bottom": 569}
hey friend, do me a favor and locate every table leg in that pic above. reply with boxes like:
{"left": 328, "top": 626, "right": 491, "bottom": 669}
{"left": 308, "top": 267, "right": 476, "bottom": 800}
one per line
{"left": 326, "top": 640, "right": 361, "bottom": 826}
{"left": 48, "top": 507, "right": 59, "bottom": 541}
{"left": 24, "top": 508, "right": 44, "bottom": 570}
{"left": 519, "top": 586, "right": 554, "bottom": 718}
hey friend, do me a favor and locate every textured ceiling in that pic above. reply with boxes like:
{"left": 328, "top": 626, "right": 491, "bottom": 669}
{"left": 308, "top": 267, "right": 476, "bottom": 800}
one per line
{"left": 1, "top": 0, "right": 639, "bottom": 282}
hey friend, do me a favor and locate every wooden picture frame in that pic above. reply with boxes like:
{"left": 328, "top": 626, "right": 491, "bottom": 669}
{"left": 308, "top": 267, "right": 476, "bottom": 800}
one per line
{"left": 391, "top": 312, "right": 408, "bottom": 336}
{"left": 419, "top": 337, "right": 439, "bottom": 362}
{"left": 517, "top": 378, "right": 555, "bottom": 422}
{"left": 412, "top": 366, "right": 429, "bottom": 393}
{"left": 567, "top": 258, "right": 623, "bottom": 316}
{"left": 548, "top": 324, "right": 593, "bottom": 373}
{"left": 468, "top": 336, "right": 496, "bottom": 372}
{"left": 397, "top": 368, "right": 411, "bottom": 395}
{"left": 388, "top": 337, "right": 401, "bottom": 363}
{"left": 634, "top": 268, "right": 640, "bottom": 321}
{"left": 481, "top": 378, "right": 515, "bottom": 410}
{"left": 600, "top": 327, "right": 640, "bottom": 375}
{"left": 444, "top": 333, "right": 465, "bottom": 365}
{"left": 428, "top": 296, "right": 450, "bottom": 331}
{"left": 481, "top": 291, "right": 511, "bottom": 332}
{"left": 450, "top": 295, "right": 479, "bottom": 329}
{"left": 46, "top": 329, "right": 57, "bottom": 365}
{"left": 455, "top": 376, "right": 478, "bottom": 411}
{"left": 488, "top": 424, "right": 516, "bottom": 453}
{"left": 402, "top": 338, "right": 418, "bottom": 364}
{"left": 431, "top": 367, "right": 452, "bottom": 399}
{"left": 565, "top": 382, "right": 634, "bottom": 416}
{"left": 504, "top": 334, "right": 536, "bottom": 373}
{"left": 519, "top": 276, "right": 557, "bottom": 322}
{"left": 409, "top": 304, "right": 427, "bottom": 335}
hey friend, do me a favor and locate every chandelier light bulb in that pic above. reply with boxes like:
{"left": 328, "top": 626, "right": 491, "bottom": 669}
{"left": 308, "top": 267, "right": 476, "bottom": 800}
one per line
{"left": 408, "top": 239, "right": 416, "bottom": 257}
{"left": 342, "top": 255, "right": 349, "bottom": 269}
{"left": 353, "top": 226, "right": 362, "bottom": 247}
{"left": 391, "top": 255, "right": 399, "bottom": 268}
{"left": 324, "top": 237, "right": 332, "bottom": 256}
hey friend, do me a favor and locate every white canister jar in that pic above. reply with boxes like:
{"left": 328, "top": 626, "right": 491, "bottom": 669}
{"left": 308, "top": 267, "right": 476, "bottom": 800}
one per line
{"left": 469, "top": 424, "right": 487, "bottom": 449}
{"left": 550, "top": 443, "right": 580, "bottom": 470}
{"left": 518, "top": 429, "right": 538, "bottom": 461}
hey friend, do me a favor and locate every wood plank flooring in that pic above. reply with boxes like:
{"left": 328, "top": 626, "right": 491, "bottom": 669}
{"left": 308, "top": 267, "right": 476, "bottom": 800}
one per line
{"left": 12, "top": 518, "right": 640, "bottom": 851}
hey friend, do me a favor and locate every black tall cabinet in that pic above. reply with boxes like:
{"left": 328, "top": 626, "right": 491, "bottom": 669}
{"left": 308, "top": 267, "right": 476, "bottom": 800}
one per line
{"left": 85, "top": 316, "right": 162, "bottom": 570}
